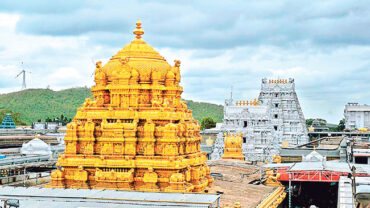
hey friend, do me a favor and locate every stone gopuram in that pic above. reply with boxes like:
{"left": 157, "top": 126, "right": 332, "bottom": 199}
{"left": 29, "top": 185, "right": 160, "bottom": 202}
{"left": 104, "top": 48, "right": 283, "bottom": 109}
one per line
{"left": 47, "top": 20, "right": 213, "bottom": 192}
{"left": 211, "top": 78, "right": 308, "bottom": 161}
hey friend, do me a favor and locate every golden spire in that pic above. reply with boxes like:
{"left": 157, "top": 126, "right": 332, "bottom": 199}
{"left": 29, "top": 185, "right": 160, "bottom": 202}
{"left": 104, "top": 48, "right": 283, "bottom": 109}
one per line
{"left": 133, "top": 19, "right": 144, "bottom": 39}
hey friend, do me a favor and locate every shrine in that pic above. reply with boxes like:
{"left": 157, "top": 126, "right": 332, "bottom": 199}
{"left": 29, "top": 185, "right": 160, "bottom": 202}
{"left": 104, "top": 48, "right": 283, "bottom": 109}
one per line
{"left": 221, "top": 132, "right": 245, "bottom": 160}
{"left": 47, "top": 20, "right": 213, "bottom": 192}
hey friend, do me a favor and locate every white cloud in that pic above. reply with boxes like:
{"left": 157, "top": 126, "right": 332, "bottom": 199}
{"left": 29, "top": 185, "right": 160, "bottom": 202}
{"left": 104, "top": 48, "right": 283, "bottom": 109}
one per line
{"left": 0, "top": 13, "right": 19, "bottom": 28}
{"left": 1, "top": 1, "right": 370, "bottom": 124}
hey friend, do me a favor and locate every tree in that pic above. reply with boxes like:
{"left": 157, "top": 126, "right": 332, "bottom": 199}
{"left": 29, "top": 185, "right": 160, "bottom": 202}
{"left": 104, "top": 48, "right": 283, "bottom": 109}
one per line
{"left": 200, "top": 117, "right": 216, "bottom": 130}
{"left": 337, "top": 118, "right": 345, "bottom": 132}
{"left": 306, "top": 118, "right": 314, "bottom": 126}
{"left": 44, "top": 114, "right": 71, "bottom": 125}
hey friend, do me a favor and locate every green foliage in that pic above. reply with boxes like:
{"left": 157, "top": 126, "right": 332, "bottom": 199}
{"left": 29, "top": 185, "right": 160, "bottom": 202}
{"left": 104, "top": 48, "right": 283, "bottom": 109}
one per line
{"left": 200, "top": 117, "right": 217, "bottom": 130}
{"left": 337, "top": 118, "right": 345, "bottom": 132}
{"left": 184, "top": 100, "right": 223, "bottom": 123}
{"left": 0, "top": 88, "right": 92, "bottom": 125}
{"left": 44, "top": 114, "right": 72, "bottom": 125}
{"left": 306, "top": 119, "right": 313, "bottom": 126}
{"left": 326, "top": 119, "right": 345, "bottom": 132}
{"left": 0, "top": 109, "right": 26, "bottom": 125}
{"left": 0, "top": 88, "right": 223, "bottom": 125}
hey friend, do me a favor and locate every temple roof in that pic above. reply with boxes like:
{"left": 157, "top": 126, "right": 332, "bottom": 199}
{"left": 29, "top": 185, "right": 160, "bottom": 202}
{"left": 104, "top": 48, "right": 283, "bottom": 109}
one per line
{"left": 102, "top": 20, "right": 171, "bottom": 82}
{"left": 302, "top": 148, "right": 325, "bottom": 162}
{"left": 20, "top": 134, "right": 52, "bottom": 156}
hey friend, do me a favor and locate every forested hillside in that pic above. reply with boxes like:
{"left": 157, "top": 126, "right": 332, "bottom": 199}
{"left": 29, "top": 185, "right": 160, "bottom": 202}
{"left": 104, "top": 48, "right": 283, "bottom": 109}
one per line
{"left": 0, "top": 88, "right": 223, "bottom": 125}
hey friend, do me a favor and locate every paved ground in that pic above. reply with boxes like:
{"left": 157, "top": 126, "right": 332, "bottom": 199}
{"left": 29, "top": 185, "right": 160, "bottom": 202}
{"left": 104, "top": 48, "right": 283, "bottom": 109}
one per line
{"left": 208, "top": 159, "right": 275, "bottom": 208}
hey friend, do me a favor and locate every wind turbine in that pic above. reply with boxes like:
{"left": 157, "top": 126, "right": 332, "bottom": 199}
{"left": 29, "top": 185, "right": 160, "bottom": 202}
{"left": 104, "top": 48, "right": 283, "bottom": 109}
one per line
{"left": 15, "top": 62, "right": 31, "bottom": 90}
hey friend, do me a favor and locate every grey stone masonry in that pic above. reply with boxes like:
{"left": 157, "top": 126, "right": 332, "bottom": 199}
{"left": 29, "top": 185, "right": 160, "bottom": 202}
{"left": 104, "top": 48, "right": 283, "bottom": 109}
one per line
{"left": 211, "top": 78, "right": 308, "bottom": 161}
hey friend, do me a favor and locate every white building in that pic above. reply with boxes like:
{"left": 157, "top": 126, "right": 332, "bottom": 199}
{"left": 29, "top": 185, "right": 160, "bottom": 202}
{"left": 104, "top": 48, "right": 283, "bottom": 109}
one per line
{"left": 344, "top": 103, "right": 370, "bottom": 130}
{"left": 20, "top": 134, "right": 52, "bottom": 156}
{"left": 211, "top": 78, "right": 308, "bottom": 161}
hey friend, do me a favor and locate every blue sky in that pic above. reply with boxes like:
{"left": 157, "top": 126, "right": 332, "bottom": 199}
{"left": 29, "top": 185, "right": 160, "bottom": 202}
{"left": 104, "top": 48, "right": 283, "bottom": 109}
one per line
{"left": 0, "top": 0, "right": 370, "bottom": 123}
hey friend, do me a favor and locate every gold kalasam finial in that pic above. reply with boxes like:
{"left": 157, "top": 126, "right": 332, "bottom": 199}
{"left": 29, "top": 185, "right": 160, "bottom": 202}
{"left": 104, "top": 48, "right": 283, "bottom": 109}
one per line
{"left": 133, "top": 19, "right": 144, "bottom": 39}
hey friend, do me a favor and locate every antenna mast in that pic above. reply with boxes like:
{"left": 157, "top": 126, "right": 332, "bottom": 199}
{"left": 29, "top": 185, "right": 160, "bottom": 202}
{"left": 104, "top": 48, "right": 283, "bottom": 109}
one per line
{"left": 230, "top": 85, "right": 233, "bottom": 100}
{"left": 15, "top": 62, "right": 30, "bottom": 90}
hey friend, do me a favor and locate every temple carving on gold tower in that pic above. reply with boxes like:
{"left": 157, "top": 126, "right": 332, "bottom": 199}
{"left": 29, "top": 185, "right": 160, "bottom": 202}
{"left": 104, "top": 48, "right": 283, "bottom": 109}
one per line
{"left": 47, "top": 20, "right": 213, "bottom": 192}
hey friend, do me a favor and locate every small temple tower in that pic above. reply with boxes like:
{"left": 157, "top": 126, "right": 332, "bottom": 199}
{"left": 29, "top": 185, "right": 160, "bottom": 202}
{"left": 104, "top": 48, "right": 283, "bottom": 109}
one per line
{"left": 0, "top": 113, "right": 16, "bottom": 129}
{"left": 47, "top": 20, "right": 213, "bottom": 192}
{"left": 222, "top": 132, "right": 244, "bottom": 160}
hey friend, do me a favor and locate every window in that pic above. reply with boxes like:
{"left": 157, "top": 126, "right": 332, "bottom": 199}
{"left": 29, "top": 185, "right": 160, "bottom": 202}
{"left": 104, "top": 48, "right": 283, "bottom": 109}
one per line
{"left": 243, "top": 121, "right": 248, "bottom": 128}
{"left": 243, "top": 137, "right": 247, "bottom": 143}
{"left": 355, "top": 156, "right": 368, "bottom": 164}
{"left": 274, "top": 126, "right": 278, "bottom": 131}
{"left": 275, "top": 103, "right": 279, "bottom": 108}
{"left": 274, "top": 114, "right": 278, "bottom": 119}
{"left": 275, "top": 93, "right": 278, "bottom": 97}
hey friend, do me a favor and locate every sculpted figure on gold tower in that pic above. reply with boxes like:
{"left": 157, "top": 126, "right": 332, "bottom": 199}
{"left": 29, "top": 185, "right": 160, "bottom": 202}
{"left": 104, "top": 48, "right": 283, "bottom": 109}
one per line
{"left": 47, "top": 20, "right": 213, "bottom": 192}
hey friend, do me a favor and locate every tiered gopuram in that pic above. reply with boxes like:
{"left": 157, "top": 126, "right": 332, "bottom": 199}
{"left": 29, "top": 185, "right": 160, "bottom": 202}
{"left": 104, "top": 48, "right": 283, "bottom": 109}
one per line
{"left": 47, "top": 20, "right": 213, "bottom": 192}
{"left": 211, "top": 78, "right": 308, "bottom": 162}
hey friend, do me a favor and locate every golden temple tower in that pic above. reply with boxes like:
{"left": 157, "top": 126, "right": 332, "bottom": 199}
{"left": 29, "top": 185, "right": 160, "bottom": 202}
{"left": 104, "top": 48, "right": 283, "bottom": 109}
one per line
{"left": 222, "top": 132, "right": 245, "bottom": 160}
{"left": 47, "top": 20, "right": 213, "bottom": 192}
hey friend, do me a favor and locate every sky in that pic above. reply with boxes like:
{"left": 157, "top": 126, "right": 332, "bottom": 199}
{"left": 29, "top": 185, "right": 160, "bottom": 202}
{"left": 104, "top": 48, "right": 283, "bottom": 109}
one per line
{"left": 0, "top": 0, "right": 370, "bottom": 124}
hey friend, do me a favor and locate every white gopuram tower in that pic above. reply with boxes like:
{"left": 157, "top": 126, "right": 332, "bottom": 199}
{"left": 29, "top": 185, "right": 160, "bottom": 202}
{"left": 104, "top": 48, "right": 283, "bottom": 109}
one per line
{"left": 211, "top": 78, "right": 308, "bottom": 161}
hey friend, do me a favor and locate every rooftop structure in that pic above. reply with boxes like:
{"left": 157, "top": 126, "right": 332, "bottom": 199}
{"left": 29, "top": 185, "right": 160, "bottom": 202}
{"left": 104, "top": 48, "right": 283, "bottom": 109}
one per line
{"left": 344, "top": 103, "right": 370, "bottom": 130}
{"left": 20, "top": 134, "right": 52, "bottom": 156}
{"left": 355, "top": 177, "right": 370, "bottom": 208}
{"left": 207, "top": 159, "right": 282, "bottom": 207}
{"left": 0, "top": 113, "right": 16, "bottom": 129}
{"left": 211, "top": 78, "right": 308, "bottom": 161}
{"left": 47, "top": 20, "right": 212, "bottom": 192}
{"left": 308, "top": 119, "right": 329, "bottom": 132}
{"left": 0, "top": 134, "right": 58, "bottom": 148}
{"left": 337, "top": 176, "right": 355, "bottom": 208}
{"left": 263, "top": 151, "right": 370, "bottom": 183}
{"left": 350, "top": 136, "right": 370, "bottom": 164}
{"left": 32, "top": 122, "right": 62, "bottom": 131}
{"left": 279, "top": 136, "right": 347, "bottom": 162}
{"left": 0, "top": 187, "right": 220, "bottom": 208}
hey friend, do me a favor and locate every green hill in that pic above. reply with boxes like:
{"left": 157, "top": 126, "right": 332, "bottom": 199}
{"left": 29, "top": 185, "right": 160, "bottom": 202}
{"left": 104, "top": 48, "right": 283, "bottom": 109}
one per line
{"left": 0, "top": 88, "right": 223, "bottom": 125}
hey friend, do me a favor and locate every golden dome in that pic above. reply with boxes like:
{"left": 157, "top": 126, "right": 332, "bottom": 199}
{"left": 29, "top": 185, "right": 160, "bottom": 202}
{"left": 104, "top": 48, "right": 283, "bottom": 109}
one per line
{"left": 103, "top": 20, "right": 171, "bottom": 82}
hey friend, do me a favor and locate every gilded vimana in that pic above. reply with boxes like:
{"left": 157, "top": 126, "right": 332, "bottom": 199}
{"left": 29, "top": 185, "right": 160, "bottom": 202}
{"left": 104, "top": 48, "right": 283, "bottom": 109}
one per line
{"left": 46, "top": 20, "right": 213, "bottom": 192}
{"left": 3, "top": 1, "right": 370, "bottom": 207}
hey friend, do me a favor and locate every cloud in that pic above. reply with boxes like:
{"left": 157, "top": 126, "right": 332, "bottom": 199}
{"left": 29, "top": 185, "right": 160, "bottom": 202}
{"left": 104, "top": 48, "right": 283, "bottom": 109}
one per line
{"left": 7, "top": 0, "right": 370, "bottom": 50}
{"left": 0, "top": 0, "right": 85, "bottom": 14}
{"left": 0, "top": 1, "right": 370, "bottom": 124}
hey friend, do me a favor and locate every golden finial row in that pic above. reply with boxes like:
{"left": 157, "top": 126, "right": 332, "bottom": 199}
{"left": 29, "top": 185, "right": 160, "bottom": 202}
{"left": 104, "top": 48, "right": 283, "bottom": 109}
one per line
{"left": 268, "top": 79, "right": 287, "bottom": 84}
{"left": 236, "top": 98, "right": 260, "bottom": 106}
{"left": 224, "top": 132, "right": 243, "bottom": 137}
